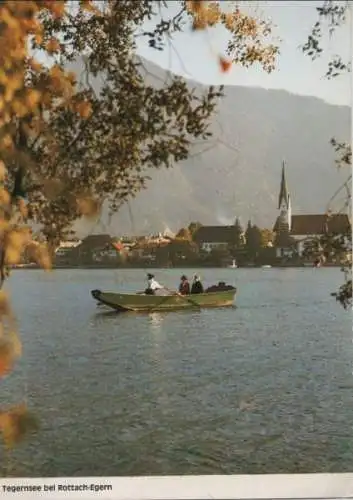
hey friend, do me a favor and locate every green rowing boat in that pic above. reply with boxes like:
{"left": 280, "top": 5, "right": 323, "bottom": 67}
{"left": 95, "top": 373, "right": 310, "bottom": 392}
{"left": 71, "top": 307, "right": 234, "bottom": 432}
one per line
{"left": 91, "top": 288, "right": 236, "bottom": 313}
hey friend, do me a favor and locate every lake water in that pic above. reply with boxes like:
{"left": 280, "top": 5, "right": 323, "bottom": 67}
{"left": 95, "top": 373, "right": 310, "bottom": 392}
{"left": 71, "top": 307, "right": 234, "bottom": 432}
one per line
{"left": 0, "top": 268, "right": 352, "bottom": 477}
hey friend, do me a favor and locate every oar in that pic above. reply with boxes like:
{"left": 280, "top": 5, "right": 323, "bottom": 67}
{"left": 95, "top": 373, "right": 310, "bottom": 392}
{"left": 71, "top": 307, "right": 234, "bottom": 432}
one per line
{"left": 164, "top": 287, "right": 201, "bottom": 310}
{"left": 147, "top": 287, "right": 201, "bottom": 313}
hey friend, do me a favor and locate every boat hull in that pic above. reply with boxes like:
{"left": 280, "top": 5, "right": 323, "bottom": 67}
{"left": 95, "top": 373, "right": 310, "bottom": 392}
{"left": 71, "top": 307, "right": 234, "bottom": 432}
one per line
{"left": 91, "top": 289, "right": 236, "bottom": 313}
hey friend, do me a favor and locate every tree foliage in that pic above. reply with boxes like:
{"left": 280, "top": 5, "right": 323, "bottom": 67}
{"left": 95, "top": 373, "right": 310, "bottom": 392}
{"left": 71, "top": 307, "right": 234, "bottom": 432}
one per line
{"left": 302, "top": 0, "right": 351, "bottom": 79}
{"left": 160, "top": 237, "right": 199, "bottom": 265}
{"left": 188, "top": 221, "right": 202, "bottom": 237}
{"left": 209, "top": 245, "right": 231, "bottom": 265}
{"left": 175, "top": 227, "right": 192, "bottom": 240}
{"left": 303, "top": 0, "right": 352, "bottom": 309}
{"left": 233, "top": 217, "right": 244, "bottom": 248}
{"left": 245, "top": 221, "right": 262, "bottom": 259}
{"left": 14, "top": 0, "right": 278, "bottom": 248}
{"left": 260, "top": 228, "right": 274, "bottom": 248}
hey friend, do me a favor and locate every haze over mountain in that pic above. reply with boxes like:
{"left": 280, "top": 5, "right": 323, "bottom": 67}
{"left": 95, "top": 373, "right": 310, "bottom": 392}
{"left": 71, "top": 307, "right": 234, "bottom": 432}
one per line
{"left": 71, "top": 57, "right": 351, "bottom": 237}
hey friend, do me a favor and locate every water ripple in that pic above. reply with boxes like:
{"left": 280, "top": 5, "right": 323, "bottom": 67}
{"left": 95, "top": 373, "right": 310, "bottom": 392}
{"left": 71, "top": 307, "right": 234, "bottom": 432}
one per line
{"left": 1, "top": 268, "right": 352, "bottom": 477}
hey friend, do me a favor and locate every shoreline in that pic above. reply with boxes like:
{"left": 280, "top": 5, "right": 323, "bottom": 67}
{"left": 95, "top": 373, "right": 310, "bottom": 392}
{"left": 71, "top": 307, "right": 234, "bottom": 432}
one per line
{"left": 11, "top": 263, "right": 344, "bottom": 270}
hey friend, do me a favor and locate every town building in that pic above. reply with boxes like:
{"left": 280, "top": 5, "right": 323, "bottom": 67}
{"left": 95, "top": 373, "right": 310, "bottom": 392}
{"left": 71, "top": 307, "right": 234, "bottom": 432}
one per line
{"left": 55, "top": 239, "right": 82, "bottom": 255}
{"left": 273, "top": 162, "right": 351, "bottom": 259}
{"left": 130, "top": 233, "right": 172, "bottom": 262}
{"left": 60, "top": 234, "right": 119, "bottom": 264}
{"left": 193, "top": 226, "right": 242, "bottom": 253}
{"left": 55, "top": 240, "right": 82, "bottom": 265}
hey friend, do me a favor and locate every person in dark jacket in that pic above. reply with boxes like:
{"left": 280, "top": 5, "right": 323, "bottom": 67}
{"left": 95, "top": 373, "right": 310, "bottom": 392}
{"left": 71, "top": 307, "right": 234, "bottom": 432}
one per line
{"left": 191, "top": 275, "right": 204, "bottom": 294}
{"left": 178, "top": 275, "right": 190, "bottom": 295}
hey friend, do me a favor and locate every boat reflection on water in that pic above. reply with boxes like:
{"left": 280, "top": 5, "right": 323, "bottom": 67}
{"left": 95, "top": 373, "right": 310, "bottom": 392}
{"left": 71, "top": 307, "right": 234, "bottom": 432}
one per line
{"left": 148, "top": 312, "right": 164, "bottom": 333}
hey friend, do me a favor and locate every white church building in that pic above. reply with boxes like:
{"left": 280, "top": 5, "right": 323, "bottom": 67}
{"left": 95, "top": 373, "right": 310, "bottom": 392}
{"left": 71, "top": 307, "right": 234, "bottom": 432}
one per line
{"left": 273, "top": 162, "right": 350, "bottom": 259}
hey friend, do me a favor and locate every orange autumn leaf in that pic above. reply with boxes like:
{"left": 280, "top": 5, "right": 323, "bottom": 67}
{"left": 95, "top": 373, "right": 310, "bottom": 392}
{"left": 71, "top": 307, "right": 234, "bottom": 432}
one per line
{"left": 204, "top": 2, "right": 221, "bottom": 26}
{"left": 80, "top": 0, "right": 100, "bottom": 15}
{"left": 219, "top": 56, "right": 232, "bottom": 73}
{"left": 0, "top": 357, "right": 13, "bottom": 377}
{"left": 0, "top": 338, "right": 15, "bottom": 376}
{"left": 75, "top": 100, "right": 92, "bottom": 118}
{"left": 0, "top": 188, "right": 11, "bottom": 206}
{"left": 11, "top": 99, "right": 28, "bottom": 117}
{"left": 6, "top": 227, "right": 32, "bottom": 251}
{"left": 0, "top": 7, "right": 19, "bottom": 30}
{"left": 49, "top": 64, "right": 64, "bottom": 80}
{"left": 28, "top": 58, "right": 43, "bottom": 72}
{"left": 41, "top": 90, "right": 53, "bottom": 106}
{"left": 0, "top": 160, "right": 7, "bottom": 182}
{"left": 3, "top": 227, "right": 32, "bottom": 265}
{"left": 44, "top": 1, "right": 66, "bottom": 19}
{"left": 5, "top": 74, "right": 22, "bottom": 94}
{"left": 5, "top": 246, "right": 21, "bottom": 265}
{"left": 67, "top": 71, "right": 77, "bottom": 85}
{"left": 34, "top": 32, "right": 43, "bottom": 45}
{"left": 186, "top": 1, "right": 208, "bottom": 14}
{"left": 0, "top": 291, "right": 11, "bottom": 318}
{"left": 46, "top": 37, "right": 60, "bottom": 54}
{"left": 8, "top": 330, "right": 22, "bottom": 358}
{"left": 36, "top": 244, "right": 52, "bottom": 271}
{"left": 21, "top": 17, "right": 40, "bottom": 32}
{"left": 0, "top": 220, "right": 10, "bottom": 238}
{"left": 0, "top": 134, "right": 13, "bottom": 150}
{"left": 25, "top": 89, "right": 41, "bottom": 109}
{"left": 26, "top": 242, "right": 52, "bottom": 271}
{"left": 0, "top": 404, "right": 39, "bottom": 449}
{"left": 192, "top": 18, "right": 207, "bottom": 31}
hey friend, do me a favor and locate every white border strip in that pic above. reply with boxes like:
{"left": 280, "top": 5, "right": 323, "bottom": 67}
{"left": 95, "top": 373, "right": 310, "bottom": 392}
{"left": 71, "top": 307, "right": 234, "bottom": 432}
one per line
{"left": 1, "top": 474, "right": 353, "bottom": 499}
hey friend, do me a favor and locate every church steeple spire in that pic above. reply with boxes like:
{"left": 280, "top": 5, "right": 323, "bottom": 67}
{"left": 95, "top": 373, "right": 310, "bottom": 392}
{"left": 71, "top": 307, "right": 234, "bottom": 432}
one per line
{"left": 277, "top": 161, "right": 291, "bottom": 232}
{"left": 278, "top": 160, "right": 290, "bottom": 210}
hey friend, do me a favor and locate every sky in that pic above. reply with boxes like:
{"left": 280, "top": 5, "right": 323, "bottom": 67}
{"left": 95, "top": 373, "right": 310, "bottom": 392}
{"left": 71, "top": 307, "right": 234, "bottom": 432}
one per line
{"left": 136, "top": 0, "right": 352, "bottom": 107}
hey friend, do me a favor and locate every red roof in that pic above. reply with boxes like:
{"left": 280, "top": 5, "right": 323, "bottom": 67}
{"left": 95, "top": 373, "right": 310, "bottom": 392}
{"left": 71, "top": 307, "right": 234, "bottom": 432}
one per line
{"left": 113, "top": 241, "right": 124, "bottom": 251}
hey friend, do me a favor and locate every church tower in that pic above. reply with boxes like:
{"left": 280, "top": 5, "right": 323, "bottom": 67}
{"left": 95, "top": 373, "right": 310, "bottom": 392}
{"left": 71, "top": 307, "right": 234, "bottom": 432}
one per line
{"left": 277, "top": 161, "right": 291, "bottom": 232}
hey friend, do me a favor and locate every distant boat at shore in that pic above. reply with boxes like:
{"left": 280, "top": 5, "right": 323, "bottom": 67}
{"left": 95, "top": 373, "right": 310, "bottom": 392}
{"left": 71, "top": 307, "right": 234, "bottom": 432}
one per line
{"left": 228, "top": 259, "right": 238, "bottom": 269}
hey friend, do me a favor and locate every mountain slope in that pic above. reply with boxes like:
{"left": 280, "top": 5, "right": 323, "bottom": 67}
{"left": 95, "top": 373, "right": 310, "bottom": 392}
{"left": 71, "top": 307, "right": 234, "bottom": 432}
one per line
{"left": 70, "top": 58, "right": 351, "bottom": 236}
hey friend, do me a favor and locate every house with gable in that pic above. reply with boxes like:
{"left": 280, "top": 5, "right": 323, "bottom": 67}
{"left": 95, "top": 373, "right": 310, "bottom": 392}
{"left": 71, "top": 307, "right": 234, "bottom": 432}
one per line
{"left": 70, "top": 234, "right": 119, "bottom": 264}
{"left": 130, "top": 232, "right": 172, "bottom": 262}
{"left": 193, "top": 225, "right": 242, "bottom": 253}
{"left": 55, "top": 240, "right": 82, "bottom": 265}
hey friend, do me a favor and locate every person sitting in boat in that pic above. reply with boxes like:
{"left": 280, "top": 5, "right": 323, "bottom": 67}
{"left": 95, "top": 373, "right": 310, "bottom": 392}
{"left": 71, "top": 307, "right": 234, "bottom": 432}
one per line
{"left": 191, "top": 275, "right": 204, "bottom": 294}
{"left": 178, "top": 275, "right": 190, "bottom": 295}
{"left": 145, "top": 273, "right": 165, "bottom": 295}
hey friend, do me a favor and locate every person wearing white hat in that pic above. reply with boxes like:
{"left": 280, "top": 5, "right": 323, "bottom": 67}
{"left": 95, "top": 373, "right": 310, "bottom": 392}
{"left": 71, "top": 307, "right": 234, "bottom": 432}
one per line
{"left": 191, "top": 274, "right": 204, "bottom": 294}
